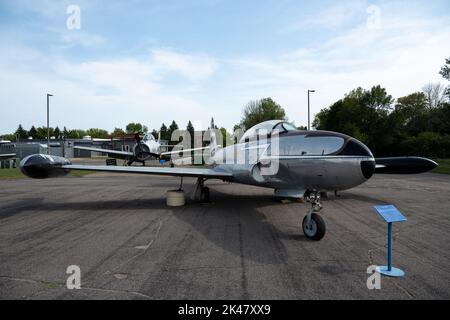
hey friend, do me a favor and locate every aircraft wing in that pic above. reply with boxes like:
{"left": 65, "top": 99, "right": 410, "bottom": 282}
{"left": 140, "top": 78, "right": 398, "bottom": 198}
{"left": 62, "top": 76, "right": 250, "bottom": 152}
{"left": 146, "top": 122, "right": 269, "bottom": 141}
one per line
{"left": 63, "top": 164, "right": 233, "bottom": 179}
{"left": 19, "top": 154, "right": 234, "bottom": 180}
{"left": 0, "top": 153, "right": 16, "bottom": 160}
{"left": 73, "top": 146, "right": 135, "bottom": 160}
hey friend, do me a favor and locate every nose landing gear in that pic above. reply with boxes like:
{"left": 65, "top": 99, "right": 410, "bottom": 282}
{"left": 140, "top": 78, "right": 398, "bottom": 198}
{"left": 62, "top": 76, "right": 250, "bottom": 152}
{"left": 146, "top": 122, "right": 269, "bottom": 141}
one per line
{"left": 302, "top": 191, "right": 326, "bottom": 241}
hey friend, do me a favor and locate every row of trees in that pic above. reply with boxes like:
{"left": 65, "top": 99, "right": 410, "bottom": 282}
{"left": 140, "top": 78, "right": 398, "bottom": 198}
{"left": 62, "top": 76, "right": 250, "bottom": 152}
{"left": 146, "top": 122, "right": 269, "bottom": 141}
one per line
{"left": 8, "top": 125, "right": 105, "bottom": 140}
{"left": 7, "top": 125, "right": 116, "bottom": 141}
{"left": 313, "top": 57, "right": 450, "bottom": 158}
{"left": 4, "top": 120, "right": 227, "bottom": 146}
{"left": 3, "top": 57, "right": 449, "bottom": 158}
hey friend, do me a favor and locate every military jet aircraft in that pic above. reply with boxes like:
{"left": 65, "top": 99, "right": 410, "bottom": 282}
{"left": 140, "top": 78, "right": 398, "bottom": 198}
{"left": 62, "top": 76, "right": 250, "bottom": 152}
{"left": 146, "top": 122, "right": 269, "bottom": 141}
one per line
{"left": 74, "top": 132, "right": 207, "bottom": 166}
{"left": 19, "top": 120, "right": 437, "bottom": 241}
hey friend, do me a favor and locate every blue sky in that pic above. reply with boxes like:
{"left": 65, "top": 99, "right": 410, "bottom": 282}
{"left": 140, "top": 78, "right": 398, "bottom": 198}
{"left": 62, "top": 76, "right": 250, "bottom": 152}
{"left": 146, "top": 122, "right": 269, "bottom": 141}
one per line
{"left": 1, "top": 0, "right": 450, "bottom": 133}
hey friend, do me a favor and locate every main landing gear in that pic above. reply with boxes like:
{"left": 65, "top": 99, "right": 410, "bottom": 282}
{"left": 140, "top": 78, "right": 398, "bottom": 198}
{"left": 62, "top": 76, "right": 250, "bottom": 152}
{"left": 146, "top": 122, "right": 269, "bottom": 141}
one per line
{"left": 194, "top": 178, "right": 210, "bottom": 203}
{"left": 302, "top": 191, "right": 326, "bottom": 241}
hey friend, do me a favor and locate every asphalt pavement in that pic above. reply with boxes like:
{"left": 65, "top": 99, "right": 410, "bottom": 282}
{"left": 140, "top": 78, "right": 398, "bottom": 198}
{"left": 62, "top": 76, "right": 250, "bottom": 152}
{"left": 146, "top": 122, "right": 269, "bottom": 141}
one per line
{"left": 0, "top": 171, "right": 449, "bottom": 299}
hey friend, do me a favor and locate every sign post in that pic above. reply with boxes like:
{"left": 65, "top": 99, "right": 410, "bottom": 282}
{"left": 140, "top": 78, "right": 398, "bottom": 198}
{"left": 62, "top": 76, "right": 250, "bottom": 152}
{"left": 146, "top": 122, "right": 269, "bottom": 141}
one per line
{"left": 373, "top": 205, "right": 406, "bottom": 277}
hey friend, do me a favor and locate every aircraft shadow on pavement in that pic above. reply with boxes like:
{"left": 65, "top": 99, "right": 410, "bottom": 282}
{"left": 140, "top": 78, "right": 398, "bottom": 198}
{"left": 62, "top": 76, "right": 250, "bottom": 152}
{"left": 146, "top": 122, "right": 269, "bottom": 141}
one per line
{"left": 0, "top": 185, "right": 388, "bottom": 265}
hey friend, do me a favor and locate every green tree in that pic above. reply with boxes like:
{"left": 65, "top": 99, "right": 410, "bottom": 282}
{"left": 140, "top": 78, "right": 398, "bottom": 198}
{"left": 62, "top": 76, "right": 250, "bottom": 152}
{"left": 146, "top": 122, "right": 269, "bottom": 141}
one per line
{"left": 151, "top": 129, "right": 159, "bottom": 140}
{"left": 186, "top": 121, "right": 195, "bottom": 147}
{"left": 186, "top": 121, "right": 194, "bottom": 136}
{"left": 168, "top": 120, "right": 179, "bottom": 144}
{"left": 240, "top": 97, "right": 287, "bottom": 130}
{"left": 393, "top": 92, "right": 429, "bottom": 135}
{"left": 2, "top": 134, "right": 15, "bottom": 141}
{"left": 36, "top": 127, "right": 47, "bottom": 139}
{"left": 439, "top": 57, "right": 450, "bottom": 99}
{"left": 66, "top": 129, "right": 87, "bottom": 139}
{"left": 54, "top": 126, "right": 61, "bottom": 139}
{"left": 111, "top": 128, "right": 126, "bottom": 136}
{"left": 14, "top": 124, "right": 28, "bottom": 139}
{"left": 362, "top": 85, "right": 394, "bottom": 110}
{"left": 169, "top": 120, "right": 179, "bottom": 133}
{"left": 440, "top": 57, "right": 450, "bottom": 81}
{"left": 433, "top": 103, "right": 450, "bottom": 134}
{"left": 34, "top": 126, "right": 55, "bottom": 139}
{"left": 86, "top": 128, "right": 109, "bottom": 139}
{"left": 160, "top": 123, "right": 169, "bottom": 141}
{"left": 126, "top": 122, "right": 148, "bottom": 134}
{"left": 219, "top": 127, "right": 233, "bottom": 147}
{"left": 28, "top": 126, "right": 38, "bottom": 139}
{"left": 313, "top": 86, "right": 396, "bottom": 156}
{"left": 233, "top": 124, "right": 242, "bottom": 132}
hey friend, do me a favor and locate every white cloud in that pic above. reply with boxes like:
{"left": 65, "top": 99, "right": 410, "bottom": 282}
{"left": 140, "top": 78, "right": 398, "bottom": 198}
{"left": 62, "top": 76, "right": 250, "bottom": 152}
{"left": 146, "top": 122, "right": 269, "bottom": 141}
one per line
{"left": 151, "top": 48, "right": 218, "bottom": 81}
{"left": 226, "top": 10, "right": 450, "bottom": 128}
{"left": 280, "top": 1, "right": 367, "bottom": 33}
{"left": 0, "top": 47, "right": 219, "bottom": 133}
{"left": 58, "top": 31, "right": 106, "bottom": 48}
{"left": 1, "top": 1, "right": 449, "bottom": 134}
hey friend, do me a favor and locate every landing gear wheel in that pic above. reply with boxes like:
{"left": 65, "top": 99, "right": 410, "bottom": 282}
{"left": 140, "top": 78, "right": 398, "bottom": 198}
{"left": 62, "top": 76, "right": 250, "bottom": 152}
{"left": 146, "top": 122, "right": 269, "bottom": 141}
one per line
{"left": 302, "top": 213, "right": 326, "bottom": 241}
{"left": 201, "top": 187, "right": 210, "bottom": 203}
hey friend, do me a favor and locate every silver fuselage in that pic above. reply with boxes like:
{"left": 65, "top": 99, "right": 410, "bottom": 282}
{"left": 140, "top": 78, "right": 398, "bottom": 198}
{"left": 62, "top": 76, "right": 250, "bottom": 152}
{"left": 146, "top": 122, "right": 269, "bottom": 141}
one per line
{"left": 210, "top": 130, "right": 375, "bottom": 194}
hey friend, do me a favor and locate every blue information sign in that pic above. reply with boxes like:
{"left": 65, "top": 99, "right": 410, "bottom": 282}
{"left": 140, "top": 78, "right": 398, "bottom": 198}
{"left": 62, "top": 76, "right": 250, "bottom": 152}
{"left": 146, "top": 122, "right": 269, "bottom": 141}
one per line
{"left": 374, "top": 204, "right": 406, "bottom": 277}
{"left": 374, "top": 205, "right": 406, "bottom": 223}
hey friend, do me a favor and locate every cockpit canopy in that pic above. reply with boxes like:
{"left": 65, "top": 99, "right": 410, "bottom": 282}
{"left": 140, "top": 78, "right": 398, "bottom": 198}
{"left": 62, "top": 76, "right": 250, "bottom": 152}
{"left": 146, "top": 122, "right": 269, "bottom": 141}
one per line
{"left": 239, "top": 120, "right": 298, "bottom": 143}
{"left": 143, "top": 133, "right": 155, "bottom": 141}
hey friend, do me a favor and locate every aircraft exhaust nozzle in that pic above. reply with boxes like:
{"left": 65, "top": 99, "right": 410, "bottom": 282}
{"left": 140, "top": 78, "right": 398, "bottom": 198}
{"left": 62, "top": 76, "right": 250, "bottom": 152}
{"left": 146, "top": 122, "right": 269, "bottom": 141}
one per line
{"left": 20, "top": 154, "right": 71, "bottom": 179}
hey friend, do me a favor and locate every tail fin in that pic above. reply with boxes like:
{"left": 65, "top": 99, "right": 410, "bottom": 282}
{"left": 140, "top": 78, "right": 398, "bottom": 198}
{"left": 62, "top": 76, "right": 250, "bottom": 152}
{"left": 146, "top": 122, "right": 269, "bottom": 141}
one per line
{"left": 157, "top": 131, "right": 161, "bottom": 143}
{"left": 209, "top": 118, "right": 220, "bottom": 156}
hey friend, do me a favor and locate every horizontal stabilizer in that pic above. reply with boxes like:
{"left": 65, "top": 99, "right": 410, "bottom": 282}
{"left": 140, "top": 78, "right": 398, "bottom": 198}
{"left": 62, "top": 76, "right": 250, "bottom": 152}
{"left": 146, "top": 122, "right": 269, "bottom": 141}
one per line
{"left": 375, "top": 157, "right": 437, "bottom": 174}
{"left": 73, "top": 146, "right": 133, "bottom": 156}
{"left": 74, "top": 146, "right": 134, "bottom": 159}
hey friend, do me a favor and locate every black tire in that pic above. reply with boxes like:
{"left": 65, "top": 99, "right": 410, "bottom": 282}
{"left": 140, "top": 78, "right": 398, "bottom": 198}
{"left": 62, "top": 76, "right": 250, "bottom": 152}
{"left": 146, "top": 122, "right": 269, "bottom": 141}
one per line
{"left": 201, "top": 187, "right": 210, "bottom": 203}
{"left": 302, "top": 213, "right": 326, "bottom": 241}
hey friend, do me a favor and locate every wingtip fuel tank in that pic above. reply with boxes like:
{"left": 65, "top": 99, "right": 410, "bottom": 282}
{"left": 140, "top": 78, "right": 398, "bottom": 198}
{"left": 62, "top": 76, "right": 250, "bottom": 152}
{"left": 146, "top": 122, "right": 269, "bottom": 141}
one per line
{"left": 20, "top": 154, "right": 71, "bottom": 179}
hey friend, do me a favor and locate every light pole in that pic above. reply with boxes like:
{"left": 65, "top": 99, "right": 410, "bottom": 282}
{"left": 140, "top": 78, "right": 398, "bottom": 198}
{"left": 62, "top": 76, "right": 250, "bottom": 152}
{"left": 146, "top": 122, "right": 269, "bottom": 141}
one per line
{"left": 307, "top": 90, "right": 315, "bottom": 131}
{"left": 47, "top": 93, "right": 53, "bottom": 155}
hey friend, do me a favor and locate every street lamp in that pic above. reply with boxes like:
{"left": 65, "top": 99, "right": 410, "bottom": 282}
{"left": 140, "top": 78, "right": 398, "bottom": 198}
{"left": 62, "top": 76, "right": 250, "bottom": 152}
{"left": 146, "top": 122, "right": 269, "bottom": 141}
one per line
{"left": 307, "top": 90, "right": 315, "bottom": 131}
{"left": 47, "top": 93, "right": 53, "bottom": 154}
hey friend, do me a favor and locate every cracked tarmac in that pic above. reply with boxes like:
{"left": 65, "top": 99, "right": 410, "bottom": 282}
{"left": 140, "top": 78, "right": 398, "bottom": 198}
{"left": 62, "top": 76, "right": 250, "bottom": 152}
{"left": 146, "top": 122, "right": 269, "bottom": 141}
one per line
{"left": 0, "top": 172, "right": 449, "bottom": 299}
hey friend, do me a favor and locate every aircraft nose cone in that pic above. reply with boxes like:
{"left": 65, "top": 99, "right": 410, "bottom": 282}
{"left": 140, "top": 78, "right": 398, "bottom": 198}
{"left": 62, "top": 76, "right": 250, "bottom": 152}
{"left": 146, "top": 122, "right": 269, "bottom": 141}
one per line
{"left": 361, "top": 160, "right": 376, "bottom": 179}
